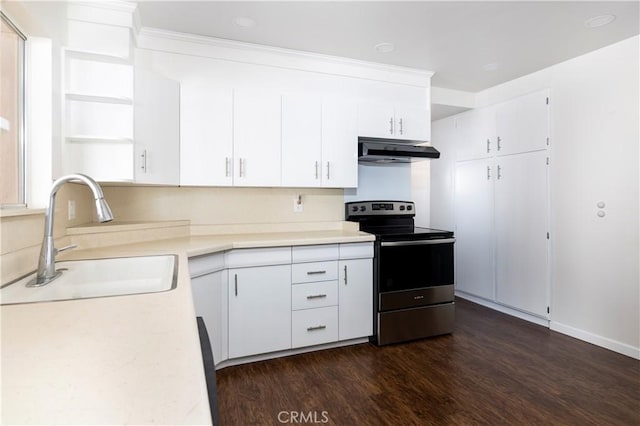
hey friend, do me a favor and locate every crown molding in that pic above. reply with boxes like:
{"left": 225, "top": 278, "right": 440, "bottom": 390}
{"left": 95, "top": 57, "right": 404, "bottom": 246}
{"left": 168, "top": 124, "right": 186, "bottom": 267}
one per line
{"left": 136, "top": 26, "right": 433, "bottom": 87}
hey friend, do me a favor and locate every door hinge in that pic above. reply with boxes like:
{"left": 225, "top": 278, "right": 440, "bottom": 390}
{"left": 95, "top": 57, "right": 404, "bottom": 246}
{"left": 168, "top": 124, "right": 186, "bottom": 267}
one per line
{"left": 547, "top": 306, "right": 550, "bottom": 314}
{"left": 546, "top": 137, "right": 550, "bottom": 146}
{"left": 546, "top": 157, "right": 549, "bottom": 165}
{"left": 547, "top": 232, "right": 550, "bottom": 239}
{"left": 546, "top": 97, "right": 549, "bottom": 105}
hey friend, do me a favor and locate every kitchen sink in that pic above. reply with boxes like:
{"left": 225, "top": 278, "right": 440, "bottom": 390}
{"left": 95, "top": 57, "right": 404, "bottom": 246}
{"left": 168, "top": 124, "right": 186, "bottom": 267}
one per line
{"left": 0, "top": 255, "right": 178, "bottom": 305}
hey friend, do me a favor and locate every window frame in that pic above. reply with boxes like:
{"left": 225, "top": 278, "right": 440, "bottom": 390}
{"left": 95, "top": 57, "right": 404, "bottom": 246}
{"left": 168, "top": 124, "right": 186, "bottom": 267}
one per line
{"left": 1, "top": 11, "right": 27, "bottom": 208}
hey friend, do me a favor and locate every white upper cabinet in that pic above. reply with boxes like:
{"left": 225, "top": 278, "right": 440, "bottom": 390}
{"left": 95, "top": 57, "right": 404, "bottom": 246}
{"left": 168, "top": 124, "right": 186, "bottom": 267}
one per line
{"left": 495, "top": 89, "right": 549, "bottom": 156}
{"left": 358, "top": 102, "right": 430, "bottom": 141}
{"left": 321, "top": 97, "right": 358, "bottom": 188}
{"left": 281, "top": 94, "right": 358, "bottom": 188}
{"left": 455, "top": 106, "right": 496, "bottom": 161}
{"left": 180, "top": 85, "right": 233, "bottom": 186}
{"left": 134, "top": 67, "right": 180, "bottom": 185}
{"left": 233, "top": 90, "right": 282, "bottom": 187}
{"left": 281, "top": 93, "right": 323, "bottom": 187}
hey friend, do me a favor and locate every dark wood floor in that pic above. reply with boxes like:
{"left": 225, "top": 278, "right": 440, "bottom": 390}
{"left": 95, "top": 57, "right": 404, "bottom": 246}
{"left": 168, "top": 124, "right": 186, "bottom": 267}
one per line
{"left": 217, "top": 298, "right": 640, "bottom": 425}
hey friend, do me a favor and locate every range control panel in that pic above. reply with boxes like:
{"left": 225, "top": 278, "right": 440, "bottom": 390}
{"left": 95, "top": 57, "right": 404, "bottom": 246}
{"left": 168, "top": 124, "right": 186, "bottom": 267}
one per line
{"left": 345, "top": 201, "right": 415, "bottom": 218}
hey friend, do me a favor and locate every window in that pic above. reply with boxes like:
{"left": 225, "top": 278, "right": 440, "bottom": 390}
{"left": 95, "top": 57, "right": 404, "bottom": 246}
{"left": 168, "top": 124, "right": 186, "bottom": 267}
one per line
{"left": 0, "top": 12, "right": 26, "bottom": 207}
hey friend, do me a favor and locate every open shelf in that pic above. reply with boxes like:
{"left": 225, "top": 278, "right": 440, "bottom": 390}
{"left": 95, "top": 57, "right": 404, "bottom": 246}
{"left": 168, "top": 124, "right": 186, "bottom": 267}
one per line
{"left": 65, "top": 135, "right": 134, "bottom": 144}
{"left": 65, "top": 93, "right": 133, "bottom": 105}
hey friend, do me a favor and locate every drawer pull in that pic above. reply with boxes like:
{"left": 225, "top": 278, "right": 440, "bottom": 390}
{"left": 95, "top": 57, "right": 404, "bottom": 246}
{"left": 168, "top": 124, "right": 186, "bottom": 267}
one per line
{"left": 306, "top": 270, "right": 327, "bottom": 275}
{"left": 307, "top": 325, "right": 327, "bottom": 332}
{"left": 306, "top": 294, "right": 327, "bottom": 300}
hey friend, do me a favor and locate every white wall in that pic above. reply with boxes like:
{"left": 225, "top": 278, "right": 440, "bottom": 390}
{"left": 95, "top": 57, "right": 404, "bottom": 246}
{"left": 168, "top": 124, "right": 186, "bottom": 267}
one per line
{"left": 432, "top": 36, "right": 639, "bottom": 358}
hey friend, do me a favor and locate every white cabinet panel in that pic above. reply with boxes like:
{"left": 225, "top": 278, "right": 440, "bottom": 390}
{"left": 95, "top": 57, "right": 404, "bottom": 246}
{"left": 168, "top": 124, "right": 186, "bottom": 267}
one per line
{"left": 233, "top": 90, "right": 282, "bottom": 187}
{"left": 496, "top": 90, "right": 549, "bottom": 156}
{"left": 322, "top": 97, "right": 358, "bottom": 188}
{"left": 292, "top": 244, "right": 340, "bottom": 263}
{"left": 292, "top": 261, "right": 338, "bottom": 284}
{"left": 291, "top": 281, "right": 338, "bottom": 310}
{"left": 338, "top": 258, "right": 373, "bottom": 340}
{"left": 180, "top": 85, "right": 233, "bottom": 186}
{"left": 134, "top": 67, "right": 180, "bottom": 185}
{"left": 395, "top": 105, "right": 430, "bottom": 141}
{"left": 281, "top": 93, "right": 322, "bottom": 187}
{"left": 454, "top": 159, "right": 495, "bottom": 300}
{"left": 358, "top": 102, "right": 395, "bottom": 139}
{"left": 495, "top": 98, "right": 518, "bottom": 156}
{"left": 228, "top": 265, "right": 292, "bottom": 358}
{"left": 495, "top": 151, "right": 549, "bottom": 317}
{"left": 225, "top": 247, "right": 291, "bottom": 269}
{"left": 456, "top": 106, "right": 496, "bottom": 161}
{"left": 191, "top": 269, "right": 228, "bottom": 366}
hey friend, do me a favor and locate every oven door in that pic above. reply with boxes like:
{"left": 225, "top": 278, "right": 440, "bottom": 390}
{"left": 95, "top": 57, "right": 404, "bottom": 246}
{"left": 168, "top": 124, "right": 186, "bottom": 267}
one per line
{"left": 378, "top": 238, "right": 454, "bottom": 294}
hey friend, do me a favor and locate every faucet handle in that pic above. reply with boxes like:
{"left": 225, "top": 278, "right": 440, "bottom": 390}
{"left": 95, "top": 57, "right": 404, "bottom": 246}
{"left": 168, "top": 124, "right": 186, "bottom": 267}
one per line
{"left": 55, "top": 244, "right": 78, "bottom": 256}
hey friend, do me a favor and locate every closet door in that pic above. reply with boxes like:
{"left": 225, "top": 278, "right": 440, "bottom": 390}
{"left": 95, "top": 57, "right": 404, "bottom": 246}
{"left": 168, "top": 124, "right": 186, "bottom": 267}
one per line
{"left": 454, "top": 159, "right": 495, "bottom": 300}
{"left": 494, "top": 151, "right": 549, "bottom": 317}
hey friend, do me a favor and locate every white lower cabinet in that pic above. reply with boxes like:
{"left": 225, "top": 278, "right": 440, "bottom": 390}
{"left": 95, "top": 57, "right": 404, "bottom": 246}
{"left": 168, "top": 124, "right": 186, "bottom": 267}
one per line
{"left": 228, "top": 264, "right": 292, "bottom": 358}
{"left": 338, "top": 258, "right": 373, "bottom": 340}
{"left": 189, "top": 242, "right": 373, "bottom": 366}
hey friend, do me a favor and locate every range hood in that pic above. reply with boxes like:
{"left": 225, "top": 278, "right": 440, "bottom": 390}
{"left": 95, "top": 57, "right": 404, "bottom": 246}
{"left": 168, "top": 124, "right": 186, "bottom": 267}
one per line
{"left": 358, "top": 137, "right": 440, "bottom": 163}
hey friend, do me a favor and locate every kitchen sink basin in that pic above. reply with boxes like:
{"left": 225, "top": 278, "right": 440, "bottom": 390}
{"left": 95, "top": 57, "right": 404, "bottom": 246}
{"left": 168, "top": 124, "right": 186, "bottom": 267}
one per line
{"left": 0, "top": 255, "right": 178, "bottom": 305}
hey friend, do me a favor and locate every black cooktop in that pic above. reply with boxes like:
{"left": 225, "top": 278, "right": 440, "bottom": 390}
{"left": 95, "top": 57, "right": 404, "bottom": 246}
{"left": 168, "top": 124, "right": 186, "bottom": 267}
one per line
{"left": 366, "top": 226, "right": 454, "bottom": 241}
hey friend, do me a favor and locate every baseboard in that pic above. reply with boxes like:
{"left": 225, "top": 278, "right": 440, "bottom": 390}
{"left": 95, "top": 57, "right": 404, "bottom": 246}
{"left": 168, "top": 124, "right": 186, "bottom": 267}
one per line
{"left": 550, "top": 321, "right": 640, "bottom": 360}
{"left": 455, "top": 291, "right": 550, "bottom": 327}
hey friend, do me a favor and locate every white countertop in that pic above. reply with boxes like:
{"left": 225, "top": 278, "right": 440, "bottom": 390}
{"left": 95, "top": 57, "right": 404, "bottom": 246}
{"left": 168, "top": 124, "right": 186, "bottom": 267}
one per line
{"left": 1, "top": 228, "right": 374, "bottom": 425}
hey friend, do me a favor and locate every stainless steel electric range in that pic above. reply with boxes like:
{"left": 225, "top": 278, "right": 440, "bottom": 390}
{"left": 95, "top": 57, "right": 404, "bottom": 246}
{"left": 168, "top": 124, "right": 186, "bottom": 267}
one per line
{"left": 346, "top": 200, "right": 455, "bottom": 345}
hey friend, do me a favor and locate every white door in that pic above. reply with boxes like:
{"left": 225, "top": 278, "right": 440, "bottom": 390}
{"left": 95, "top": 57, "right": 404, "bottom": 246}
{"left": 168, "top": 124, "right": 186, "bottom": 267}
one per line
{"left": 322, "top": 97, "right": 358, "bottom": 188}
{"left": 515, "top": 89, "right": 549, "bottom": 154}
{"left": 134, "top": 68, "right": 180, "bottom": 185}
{"left": 180, "top": 84, "right": 233, "bottom": 186}
{"left": 281, "top": 93, "right": 322, "bottom": 187}
{"left": 454, "top": 159, "right": 495, "bottom": 300}
{"left": 228, "top": 265, "right": 292, "bottom": 358}
{"left": 190, "top": 270, "right": 228, "bottom": 366}
{"left": 395, "top": 105, "right": 430, "bottom": 141}
{"left": 233, "top": 90, "right": 282, "bottom": 187}
{"left": 357, "top": 101, "right": 395, "bottom": 139}
{"left": 338, "top": 259, "right": 373, "bottom": 340}
{"left": 494, "top": 98, "right": 518, "bottom": 157}
{"left": 494, "top": 151, "right": 549, "bottom": 317}
{"left": 456, "top": 106, "right": 496, "bottom": 161}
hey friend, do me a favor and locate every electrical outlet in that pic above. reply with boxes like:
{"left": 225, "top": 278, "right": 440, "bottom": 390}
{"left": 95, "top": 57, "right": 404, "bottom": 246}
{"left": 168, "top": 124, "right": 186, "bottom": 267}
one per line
{"left": 68, "top": 200, "right": 76, "bottom": 220}
{"left": 293, "top": 194, "right": 303, "bottom": 213}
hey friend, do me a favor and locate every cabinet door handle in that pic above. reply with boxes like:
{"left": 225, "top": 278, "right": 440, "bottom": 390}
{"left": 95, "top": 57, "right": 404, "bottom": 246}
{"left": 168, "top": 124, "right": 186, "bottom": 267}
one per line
{"left": 306, "top": 294, "right": 327, "bottom": 300}
{"left": 326, "top": 162, "right": 331, "bottom": 180}
{"left": 343, "top": 265, "right": 348, "bottom": 285}
{"left": 239, "top": 158, "right": 245, "bottom": 177}
{"left": 497, "top": 136, "right": 502, "bottom": 151}
{"left": 307, "top": 325, "right": 327, "bottom": 332}
{"left": 486, "top": 139, "right": 491, "bottom": 153}
{"left": 140, "top": 149, "right": 147, "bottom": 173}
{"left": 225, "top": 157, "right": 231, "bottom": 177}
{"left": 389, "top": 117, "right": 394, "bottom": 135}
{"left": 497, "top": 165, "right": 502, "bottom": 180}
{"left": 234, "top": 274, "right": 238, "bottom": 296}
{"left": 399, "top": 118, "right": 404, "bottom": 135}
{"left": 314, "top": 161, "right": 319, "bottom": 179}
{"left": 487, "top": 165, "right": 491, "bottom": 180}
{"left": 307, "top": 270, "right": 326, "bottom": 275}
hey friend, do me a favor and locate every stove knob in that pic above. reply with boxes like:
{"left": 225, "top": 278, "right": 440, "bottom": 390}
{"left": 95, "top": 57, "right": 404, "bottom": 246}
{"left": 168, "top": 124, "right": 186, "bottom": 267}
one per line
{"left": 351, "top": 206, "right": 359, "bottom": 212}
{"left": 360, "top": 206, "right": 366, "bottom": 212}
{"left": 399, "top": 205, "right": 405, "bottom": 211}
{"left": 407, "top": 205, "right": 413, "bottom": 211}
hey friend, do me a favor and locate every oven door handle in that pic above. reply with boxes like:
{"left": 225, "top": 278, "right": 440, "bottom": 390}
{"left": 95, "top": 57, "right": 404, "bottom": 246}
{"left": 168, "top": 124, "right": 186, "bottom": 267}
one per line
{"left": 380, "top": 238, "right": 456, "bottom": 247}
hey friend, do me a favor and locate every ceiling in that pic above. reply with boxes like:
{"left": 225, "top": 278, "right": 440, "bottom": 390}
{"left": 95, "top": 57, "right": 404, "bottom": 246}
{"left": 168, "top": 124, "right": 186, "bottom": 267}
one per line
{"left": 136, "top": 1, "right": 639, "bottom": 93}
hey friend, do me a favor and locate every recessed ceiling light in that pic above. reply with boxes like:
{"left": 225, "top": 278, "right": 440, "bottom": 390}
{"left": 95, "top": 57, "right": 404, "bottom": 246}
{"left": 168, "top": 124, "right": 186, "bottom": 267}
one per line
{"left": 584, "top": 14, "right": 616, "bottom": 28}
{"left": 482, "top": 63, "right": 499, "bottom": 72}
{"left": 233, "top": 17, "right": 256, "bottom": 28}
{"left": 374, "top": 42, "right": 395, "bottom": 53}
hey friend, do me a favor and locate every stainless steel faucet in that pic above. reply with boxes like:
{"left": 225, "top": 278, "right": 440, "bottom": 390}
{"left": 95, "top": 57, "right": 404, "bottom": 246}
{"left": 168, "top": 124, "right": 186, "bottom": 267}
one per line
{"left": 27, "top": 174, "right": 114, "bottom": 287}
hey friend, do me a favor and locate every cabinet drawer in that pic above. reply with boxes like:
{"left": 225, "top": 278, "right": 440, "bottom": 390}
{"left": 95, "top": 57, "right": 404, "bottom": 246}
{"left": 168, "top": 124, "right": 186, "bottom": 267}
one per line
{"left": 225, "top": 247, "right": 291, "bottom": 268}
{"left": 292, "top": 306, "right": 338, "bottom": 348}
{"left": 292, "top": 261, "right": 338, "bottom": 284}
{"left": 292, "top": 244, "right": 339, "bottom": 263}
{"left": 339, "top": 242, "right": 374, "bottom": 260}
{"left": 292, "top": 281, "right": 338, "bottom": 310}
